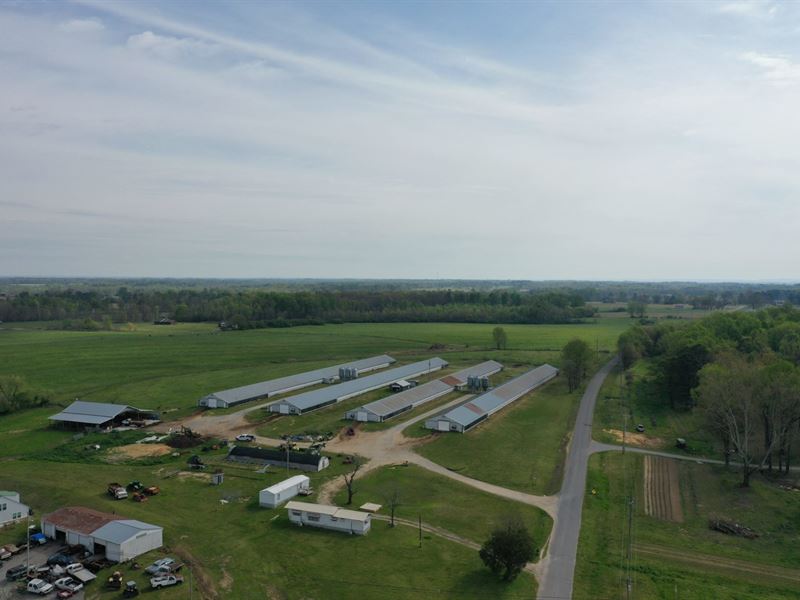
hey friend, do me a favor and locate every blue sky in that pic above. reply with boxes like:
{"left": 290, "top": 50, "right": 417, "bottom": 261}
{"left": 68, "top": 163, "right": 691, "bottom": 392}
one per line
{"left": 1, "top": 0, "right": 799, "bottom": 280}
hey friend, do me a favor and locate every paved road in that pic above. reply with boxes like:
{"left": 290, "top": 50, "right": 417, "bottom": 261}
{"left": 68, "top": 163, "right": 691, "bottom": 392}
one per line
{"left": 536, "top": 357, "right": 618, "bottom": 600}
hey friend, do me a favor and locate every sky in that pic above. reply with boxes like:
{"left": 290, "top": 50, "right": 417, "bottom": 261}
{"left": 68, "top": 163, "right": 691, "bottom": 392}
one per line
{"left": 1, "top": 0, "right": 800, "bottom": 281}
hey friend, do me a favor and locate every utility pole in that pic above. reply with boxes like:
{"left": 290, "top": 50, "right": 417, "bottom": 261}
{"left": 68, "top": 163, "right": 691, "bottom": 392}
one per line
{"left": 625, "top": 496, "right": 634, "bottom": 600}
{"left": 26, "top": 514, "right": 31, "bottom": 572}
{"left": 418, "top": 515, "right": 422, "bottom": 548}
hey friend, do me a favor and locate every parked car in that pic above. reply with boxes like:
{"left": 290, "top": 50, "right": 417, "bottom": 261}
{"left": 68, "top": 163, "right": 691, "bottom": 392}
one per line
{"left": 145, "top": 557, "right": 176, "bottom": 575}
{"left": 635, "top": 423, "right": 645, "bottom": 433}
{"left": 150, "top": 574, "right": 184, "bottom": 589}
{"left": 54, "top": 577, "right": 84, "bottom": 593}
{"left": 235, "top": 434, "right": 255, "bottom": 442}
{"left": 47, "top": 552, "right": 72, "bottom": 566}
{"left": 5, "top": 564, "right": 28, "bottom": 581}
{"left": 27, "top": 578, "right": 55, "bottom": 595}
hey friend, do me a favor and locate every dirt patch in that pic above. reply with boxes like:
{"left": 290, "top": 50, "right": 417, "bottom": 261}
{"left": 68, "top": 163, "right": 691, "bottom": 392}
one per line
{"left": 176, "top": 471, "right": 212, "bottom": 482}
{"left": 643, "top": 455, "right": 683, "bottom": 522}
{"left": 604, "top": 428, "right": 664, "bottom": 449}
{"left": 220, "top": 557, "right": 233, "bottom": 591}
{"left": 107, "top": 443, "right": 172, "bottom": 461}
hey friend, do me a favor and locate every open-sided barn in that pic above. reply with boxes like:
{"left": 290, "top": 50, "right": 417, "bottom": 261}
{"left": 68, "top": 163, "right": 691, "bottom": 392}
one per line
{"left": 49, "top": 401, "right": 159, "bottom": 430}
{"left": 268, "top": 357, "right": 448, "bottom": 415}
{"left": 425, "top": 364, "right": 558, "bottom": 433}
{"left": 198, "top": 355, "right": 395, "bottom": 408}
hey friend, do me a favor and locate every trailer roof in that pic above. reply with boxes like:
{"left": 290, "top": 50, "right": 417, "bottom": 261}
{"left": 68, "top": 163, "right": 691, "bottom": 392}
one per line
{"left": 285, "top": 501, "right": 370, "bottom": 522}
{"left": 261, "top": 475, "right": 310, "bottom": 495}
{"left": 203, "top": 355, "right": 395, "bottom": 405}
{"left": 279, "top": 357, "right": 448, "bottom": 412}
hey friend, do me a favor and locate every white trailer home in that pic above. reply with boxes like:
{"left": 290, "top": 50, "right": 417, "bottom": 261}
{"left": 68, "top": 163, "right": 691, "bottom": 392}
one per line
{"left": 0, "top": 491, "right": 30, "bottom": 526}
{"left": 259, "top": 475, "right": 311, "bottom": 508}
{"left": 285, "top": 501, "right": 371, "bottom": 535}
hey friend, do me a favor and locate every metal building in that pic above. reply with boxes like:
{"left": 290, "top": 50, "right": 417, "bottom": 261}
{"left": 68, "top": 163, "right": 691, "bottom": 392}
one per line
{"left": 268, "top": 358, "right": 448, "bottom": 415}
{"left": 198, "top": 355, "right": 395, "bottom": 408}
{"left": 424, "top": 364, "right": 558, "bottom": 433}
{"left": 344, "top": 360, "right": 503, "bottom": 423}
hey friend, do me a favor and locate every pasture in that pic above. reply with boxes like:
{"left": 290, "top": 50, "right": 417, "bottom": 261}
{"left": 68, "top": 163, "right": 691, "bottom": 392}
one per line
{"left": 574, "top": 452, "right": 800, "bottom": 600}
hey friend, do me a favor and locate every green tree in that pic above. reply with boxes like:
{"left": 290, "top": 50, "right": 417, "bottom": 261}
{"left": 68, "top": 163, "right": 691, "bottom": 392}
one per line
{"left": 492, "top": 326, "right": 508, "bottom": 350}
{"left": 561, "top": 338, "right": 593, "bottom": 392}
{"left": 627, "top": 300, "right": 647, "bottom": 318}
{"left": 479, "top": 517, "right": 536, "bottom": 581}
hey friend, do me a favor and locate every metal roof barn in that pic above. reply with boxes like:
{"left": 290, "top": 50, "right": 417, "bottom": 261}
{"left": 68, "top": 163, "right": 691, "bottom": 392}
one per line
{"left": 49, "top": 401, "right": 159, "bottom": 428}
{"left": 269, "top": 357, "right": 448, "bottom": 415}
{"left": 425, "top": 364, "right": 558, "bottom": 433}
{"left": 344, "top": 360, "right": 503, "bottom": 422}
{"left": 41, "top": 507, "right": 162, "bottom": 563}
{"left": 199, "top": 355, "right": 395, "bottom": 408}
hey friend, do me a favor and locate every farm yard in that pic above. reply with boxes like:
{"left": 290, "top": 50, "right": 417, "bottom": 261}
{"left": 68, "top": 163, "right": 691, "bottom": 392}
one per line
{"left": 574, "top": 452, "right": 800, "bottom": 600}
{"left": 0, "top": 319, "right": 623, "bottom": 599}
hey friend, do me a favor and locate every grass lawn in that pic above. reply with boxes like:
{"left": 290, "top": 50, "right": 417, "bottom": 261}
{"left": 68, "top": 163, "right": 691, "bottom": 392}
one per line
{"left": 332, "top": 465, "right": 552, "bottom": 548}
{"left": 413, "top": 374, "right": 584, "bottom": 496}
{"left": 0, "top": 320, "right": 630, "bottom": 414}
{"left": 0, "top": 458, "right": 536, "bottom": 599}
{"left": 574, "top": 452, "right": 800, "bottom": 600}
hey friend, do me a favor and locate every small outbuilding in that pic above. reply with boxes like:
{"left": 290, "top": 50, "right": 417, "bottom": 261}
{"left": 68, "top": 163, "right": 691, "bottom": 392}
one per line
{"left": 227, "top": 446, "right": 330, "bottom": 472}
{"left": 259, "top": 475, "right": 311, "bottom": 508}
{"left": 0, "top": 491, "right": 30, "bottom": 526}
{"left": 285, "top": 501, "right": 371, "bottom": 535}
{"left": 41, "top": 506, "right": 162, "bottom": 562}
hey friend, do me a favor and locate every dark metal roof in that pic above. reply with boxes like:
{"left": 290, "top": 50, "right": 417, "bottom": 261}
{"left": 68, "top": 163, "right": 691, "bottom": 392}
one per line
{"left": 227, "top": 445, "right": 325, "bottom": 466}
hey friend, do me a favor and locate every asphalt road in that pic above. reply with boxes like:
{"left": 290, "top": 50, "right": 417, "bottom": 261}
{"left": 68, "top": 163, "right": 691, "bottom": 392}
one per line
{"left": 536, "top": 357, "right": 618, "bottom": 600}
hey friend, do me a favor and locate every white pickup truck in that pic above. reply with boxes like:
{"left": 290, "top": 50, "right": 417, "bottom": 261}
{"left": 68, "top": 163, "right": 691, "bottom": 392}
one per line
{"left": 27, "top": 579, "right": 55, "bottom": 595}
{"left": 150, "top": 574, "right": 184, "bottom": 589}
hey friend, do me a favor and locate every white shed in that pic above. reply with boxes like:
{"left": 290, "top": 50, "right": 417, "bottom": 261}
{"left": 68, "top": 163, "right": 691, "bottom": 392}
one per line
{"left": 285, "top": 501, "right": 371, "bottom": 535}
{"left": 259, "top": 475, "right": 311, "bottom": 508}
{"left": 91, "top": 520, "right": 164, "bottom": 562}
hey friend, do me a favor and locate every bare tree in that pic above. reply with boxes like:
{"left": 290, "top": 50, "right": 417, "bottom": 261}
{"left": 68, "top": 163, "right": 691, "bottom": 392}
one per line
{"left": 383, "top": 487, "right": 402, "bottom": 527}
{"left": 342, "top": 458, "right": 362, "bottom": 505}
{"left": 696, "top": 355, "right": 779, "bottom": 487}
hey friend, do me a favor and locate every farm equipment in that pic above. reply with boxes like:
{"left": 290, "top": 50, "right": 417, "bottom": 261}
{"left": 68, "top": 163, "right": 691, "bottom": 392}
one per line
{"left": 675, "top": 438, "right": 687, "bottom": 449}
{"left": 123, "top": 581, "right": 140, "bottom": 597}
{"left": 108, "top": 483, "right": 128, "bottom": 500}
{"left": 187, "top": 455, "right": 206, "bottom": 470}
{"left": 342, "top": 455, "right": 354, "bottom": 465}
{"left": 107, "top": 570, "right": 124, "bottom": 589}
{"left": 132, "top": 492, "right": 148, "bottom": 503}
{"left": 144, "top": 485, "right": 161, "bottom": 496}
{"left": 127, "top": 481, "right": 144, "bottom": 492}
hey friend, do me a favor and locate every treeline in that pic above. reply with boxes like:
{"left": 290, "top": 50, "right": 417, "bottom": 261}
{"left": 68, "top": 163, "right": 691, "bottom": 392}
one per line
{"left": 618, "top": 305, "right": 800, "bottom": 484}
{"left": 0, "top": 375, "right": 51, "bottom": 415}
{"left": 0, "top": 288, "right": 593, "bottom": 327}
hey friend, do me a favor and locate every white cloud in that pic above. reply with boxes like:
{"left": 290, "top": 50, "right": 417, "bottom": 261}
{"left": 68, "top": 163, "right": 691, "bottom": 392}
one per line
{"left": 126, "top": 30, "right": 220, "bottom": 60}
{"left": 740, "top": 51, "right": 800, "bottom": 85}
{"left": 718, "top": 1, "right": 777, "bottom": 19}
{"left": 58, "top": 18, "right": 104, "bottom": 33}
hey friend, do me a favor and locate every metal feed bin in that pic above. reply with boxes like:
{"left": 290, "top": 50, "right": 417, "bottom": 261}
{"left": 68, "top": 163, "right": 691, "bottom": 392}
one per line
{"left": 211, "top": 472, "right": 224, "bottom": 485}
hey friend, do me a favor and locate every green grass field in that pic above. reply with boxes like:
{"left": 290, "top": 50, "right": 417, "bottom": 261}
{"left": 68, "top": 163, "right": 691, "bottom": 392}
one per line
{"left": 0, "top": 320, "right": 631, "bottom": 599}
{"left": 574, "top": 452, "right": 800, "bottom": 600}
{"left": 332, "top": 465, "right": 552, "bottom": 547}
{"left": 413, "top": 373, "right": 585, "bottom": 496}
{"left": 0, "top": 457, "right": 538, "bottom": 599}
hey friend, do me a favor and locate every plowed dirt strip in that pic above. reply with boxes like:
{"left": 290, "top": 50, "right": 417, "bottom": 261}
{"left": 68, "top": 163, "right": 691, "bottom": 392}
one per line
{"left": 643, "top": 455, "right": 683, "bottom": 522}
{"left": 635, "top": 543, "right": 800, "bottom": 585}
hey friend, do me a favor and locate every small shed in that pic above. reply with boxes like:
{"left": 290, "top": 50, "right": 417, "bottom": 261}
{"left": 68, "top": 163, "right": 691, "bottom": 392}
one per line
{"left": 259, "top": 475, "right": 311, "bottom": 508}
{"left": 389, "top": 380, "right": 412, "bottom": 393}
{"left": 285, "top": 501, "right": 371, "bottom": 535}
